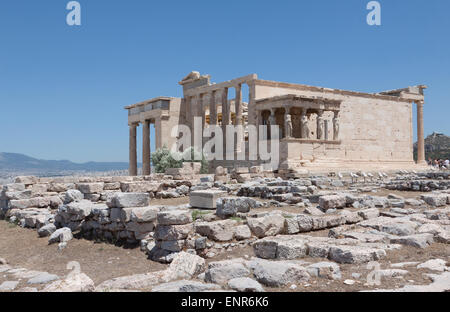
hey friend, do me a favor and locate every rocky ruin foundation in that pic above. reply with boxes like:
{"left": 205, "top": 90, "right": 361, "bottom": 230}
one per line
{"left": 0, "top": 167, "right": 449, "bottom": 292}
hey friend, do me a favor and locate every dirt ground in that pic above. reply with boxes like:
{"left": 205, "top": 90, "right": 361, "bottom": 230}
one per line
{"left": 1, "top": 192, "right": 449, "bottom": 292}
{"left": 0, "top": 220, "right": 167, "bottom": 288}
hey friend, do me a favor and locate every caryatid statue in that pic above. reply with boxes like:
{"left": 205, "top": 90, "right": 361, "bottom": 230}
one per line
{"left": 301, "top": 113, "right": 310, "bottom": 139}
{"left": 333, "top": 112, "right": 340, "bottom": 140}
{"left": 284, "top": 114, "right": 293, "bottom": 138}
{"left": 317, "top": 112, "right": 325, "bottom": 140}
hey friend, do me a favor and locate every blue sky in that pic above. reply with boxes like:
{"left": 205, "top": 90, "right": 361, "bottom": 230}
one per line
{"left": 0, "top": 0, "right": 449, "bottom": 163}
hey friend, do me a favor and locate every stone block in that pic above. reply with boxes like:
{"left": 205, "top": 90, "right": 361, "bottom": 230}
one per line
{"left": 190, "top": 190, "right": 227, "bottom": 209}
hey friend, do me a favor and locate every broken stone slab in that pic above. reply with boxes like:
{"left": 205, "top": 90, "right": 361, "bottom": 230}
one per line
{"left": 154, "top": 224, "right": 193, "bottom": 241}
{"left": 435, "top": 231, "right": 450, "bottom": 244}
{"left": 157, "top": 209, "right": 193, "bottom": 225}
{"left": 405, "top": 198, "right": 423, "bottom": 206}
{"left": 156, "top": 239, "right": 185, "bottom": 252}
{"left": 227, "top": 277, "right": 265, "bottom": 292}
{"left": 367, "top": 272, "right": 450, "bottom": 292}
{"left": 152, "top": 280, "right": 221, "bottom": 292}
{"left": 421, "top": 194, "right": 448, "bottom": 207}
{"left": 43, "top": 273, "right": 95, "bottom": 292}
{"left": 64, "top": 189, "right": 84, "bottom": 204}
{"left": 166, "top": 251, "right": 206, "bottom": 280}
{"left": 15, "top": 176, "right": 38, "bottom": 185}
{"left": 377, "top": 269, "right": 409, "bottom": 278}
{"left": 306, "top": 261, "right": 342, "bottom": 280}
{"left": 390, "top": 233, "right": 434, "bottom": 248}
{"left": 253, "top": 236, "right": 308, "bottom": 260}
{"left": 341, "top": 231, "right": 388, "bottom": 243}
{"left": 66, "top": 200, "right": 96, "bottom": 219}
{"left": 107, "top": 193, "right": 150, "bottom": 208}
{"left": 216, "top": 197, "right": 261, "bottom": 217}
{"left": 247, "top": 213, "right": 285, "bottom": 238}
{"left": 27, "top": 272, "right": 59, "bottom": 284}
{"left": 417, "top": 223, "right": 445, "bottom": 235}
{"left": 38, "top": 223, "right": 56, "bottom": 237}
{"left": 130, "top": 206, "right": 158, "bottom": 223}
{"left": 328, "top": 245, "right": 386, "bottom": 264}
{"left": 0, "top": 281, "right": 19, "bottom": 291}
{"left": 48, "top": 227, "right": 73, "bottom": 244}
{"left": 205, "top": 261, "right": 251, "bottom": 284}
{"left": 2, "top": 183, "right": 26, "bottom": 193}
{"left": 312, "top": 215, "right": 346, "bottom": 230}
{"left": 319, "top": 195, "right": 347, "bottom": 210}
{"left": 76, "top": 183, "right": 104, "bottom": 194}
{"left": 359, "top": 217, "right": 419, "bottom": 236}
{"left": 417, "top": 259, "right": 448, "bottom": 272}
{"left": 234, "top": 224, "right": 252, "bottom": 240}
{"left": 358, "top": 208, "right": 380, "bottom": 220}
{"left": 195, "top": 219, "right": 238, "bottom": 242}
{"left": 120, "top": 182, "right": 158, "bottom": 193}
{"left": 4, "top": 190, "right": 32, "bottom": 200}
{"left": 251, "top": 259, "right": 310, "bottom": 287}
{"left": 96, "top": 269, "right": 171, "bottom": 291}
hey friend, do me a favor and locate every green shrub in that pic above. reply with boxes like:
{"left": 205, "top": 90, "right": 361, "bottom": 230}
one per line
{"left": 151, "top": 146, "right": 183, "bottom": 173}
{"left": 151, "top": 146, "right": 210, "bottom": 174}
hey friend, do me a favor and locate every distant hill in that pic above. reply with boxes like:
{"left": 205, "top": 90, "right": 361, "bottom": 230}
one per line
{"left": 0, "top": 152, "right": 130, "bottom": 172}
{"left": 414, "top": 132, "right": 450, "bottom": 161}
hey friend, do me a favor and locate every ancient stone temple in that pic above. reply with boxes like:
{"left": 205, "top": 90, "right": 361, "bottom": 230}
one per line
{"left": 125, "top": 71, "right": 427, "bottom": 175}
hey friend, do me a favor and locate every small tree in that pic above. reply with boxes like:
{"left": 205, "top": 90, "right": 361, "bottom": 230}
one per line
{"left": 151, "top": 146, "right": 182, "bottom": 173}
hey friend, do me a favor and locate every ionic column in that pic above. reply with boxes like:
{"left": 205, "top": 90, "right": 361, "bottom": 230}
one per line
{"left": 142, "top": 120, "right": 151, "bottom": 176}
{"left": 221, "top": 88, "right": 229, "bottom": 158}
{"left": 416, "top": 101, "right": 426, "bottom": 164}
{"left": 184, "top": 97, "right": 191, "bottom": 127}
{"left": 234, "top": 84, "right": 243, "bottom": 156}
{"left": 221, "top": 88, "right": 230, "bottom": 126}
{"left": 129, "top": 124, "right": 137, "bottom": 176}
{"left": 317, "top": 110, "right": 324, "bottom": 140}
{"left": 190, "top": 96, "right": 198, "bottom": 147}
{"left": 199, "top": 94, "right": 205, "bottom": 130}
{"left": 209, "top": 91, "right": 217, "bottom": 125}
{"left": 235, "top": 84, "right": 243, "bottom": 126}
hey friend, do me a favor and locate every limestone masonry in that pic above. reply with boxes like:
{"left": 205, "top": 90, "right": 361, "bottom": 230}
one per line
{"left": 125, "top": 71, "right": 427, "bottom": 175}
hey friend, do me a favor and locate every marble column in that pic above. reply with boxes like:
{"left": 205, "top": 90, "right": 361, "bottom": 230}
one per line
{"left": 184, "top": 96, "right": 191, "bottom": 127}
{"left": 129, "top": 124, "right": 137, "bottom": 176}
{"left": 235, "top": 84, "right": 243, "bottom": 126}
{"left": 221, "top": 88, "right": 230, "bottom": 126}
{"left": 317, "top": 110, "right": 325, "bottom": 140}
{"left": 142, "top": 120, "right": 151, "bottom": 176}
{"left": 209, "top": 91, "right": 217, "bottom": 126}
{"left": 234, "top": 84, "right": 243, "bottom": 156}
{"left": 221, "top": 88, "right": 229, "bottom": 158}
{"left": 199, "top": 94, "right": 205, "bottom": 130}
{"left": 416, "top": 101, "right": 426, "bottom": 164}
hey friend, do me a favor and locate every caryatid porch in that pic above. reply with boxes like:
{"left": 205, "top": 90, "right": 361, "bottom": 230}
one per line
{"left": 256, "top": 94, "right": 342, "bottom": 141}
